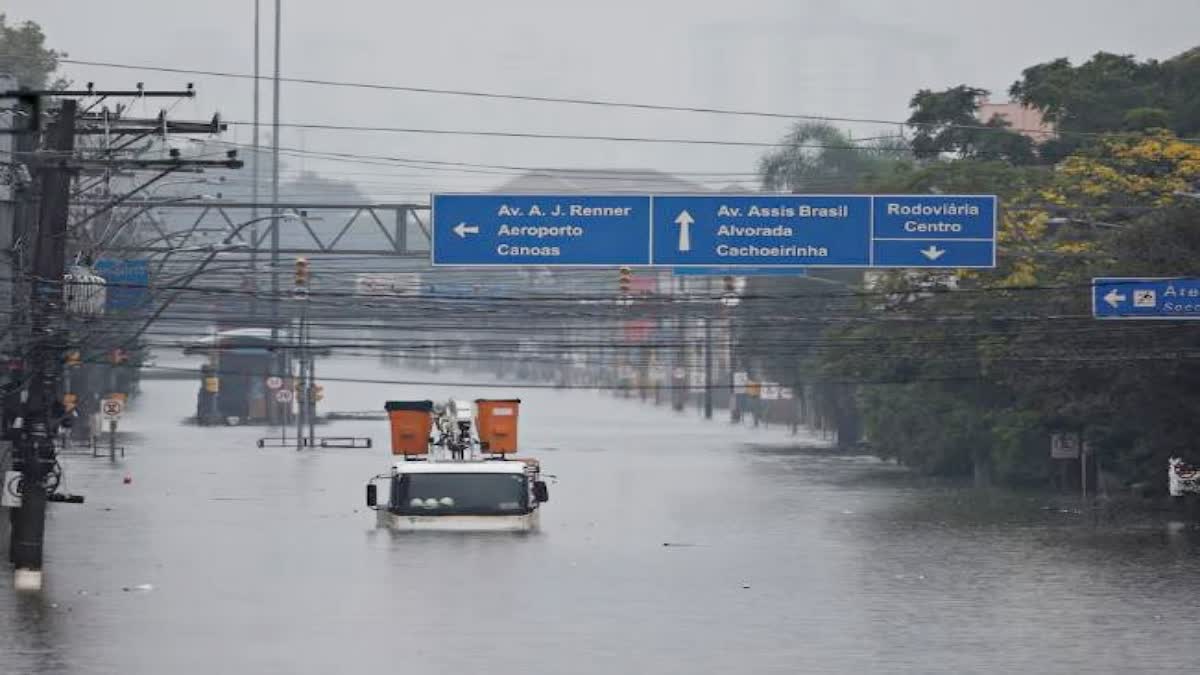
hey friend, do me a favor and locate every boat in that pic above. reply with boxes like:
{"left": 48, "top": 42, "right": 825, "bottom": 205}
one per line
{"left": 365, "top": 398, "right": 548, "bottom": 532}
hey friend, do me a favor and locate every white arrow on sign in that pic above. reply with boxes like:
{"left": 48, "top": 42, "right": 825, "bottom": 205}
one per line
{"left": 453, "top": 222, "right": 480, "bottom": 238}
{"left": 1104, "top": 289, "right": 1127, "bottom": 308}
{"left": 920, "top": 245, "right": 946, "bottom": 261}
{"left": 674, "top": 210, "right": 694, "bottom": 252}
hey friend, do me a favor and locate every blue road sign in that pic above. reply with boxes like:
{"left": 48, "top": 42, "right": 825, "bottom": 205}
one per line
{"left": 672, "top": 267, "right": 808, "bottom": 277}
{"left": 652, "top": 195, "right": 871, "bottom": 267}
{"left": 1093, "top": 277, "right": 1200, "bottom": 319}
{"left": 871, "top": 195, "right": 996, "bottom": 268}
{"left": 432, "top": 194, "right": 651, "bottom": 266}
{"left": 432, "top": 194, "right": 996, "bottom": 268}
{"left": 94, "top": 259, "right": 150, "bottom": 311}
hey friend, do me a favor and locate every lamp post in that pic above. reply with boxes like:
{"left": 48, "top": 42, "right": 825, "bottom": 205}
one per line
{"left": 124, "top": 213, "right": 302, "bottom": 346}
{"left": 88, "top": 193, "right": 221, "bottom": 257}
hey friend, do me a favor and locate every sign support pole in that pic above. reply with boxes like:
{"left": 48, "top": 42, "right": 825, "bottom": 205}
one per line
{"left": 703, "top": 316, "right": 713, "bottom": 420}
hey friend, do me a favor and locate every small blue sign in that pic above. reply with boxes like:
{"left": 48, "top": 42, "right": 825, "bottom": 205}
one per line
{"left": 672, "top": 267, "right": 808, "bottom": 277}
{"left": 94, "top": 259, "right": 150, "bottom": 311}
{"left": 432, "top": 193, "right": 996, "bottom": 268}
{"left": 1093, "top": 277, "right": 1200, "bottom": 319}
{"left": 432, "top": 194, "right": 650, "bottom": 266}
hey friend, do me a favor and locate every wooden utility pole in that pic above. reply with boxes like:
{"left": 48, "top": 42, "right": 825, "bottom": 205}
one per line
{"left": 11, "top": 100, "right": 76, "bottom": 590}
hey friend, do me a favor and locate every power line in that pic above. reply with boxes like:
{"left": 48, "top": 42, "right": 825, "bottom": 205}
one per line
{"left": 205, "top": 141, "right": 770, "bottom": 179}
{"left": 58, "top": 57, "right": 1193, "bottom": 143}
{"left": 221, "top": 120, "right": 901, "bottom": 150}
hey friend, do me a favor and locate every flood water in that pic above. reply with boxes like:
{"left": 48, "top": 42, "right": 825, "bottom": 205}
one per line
{"left": 3, "top": 356, "right": 1200, "bottom": 674}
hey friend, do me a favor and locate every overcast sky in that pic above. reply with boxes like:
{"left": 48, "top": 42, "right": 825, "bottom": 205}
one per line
{"left": 8, "top": 0, "right": 1200, "bottom": 198}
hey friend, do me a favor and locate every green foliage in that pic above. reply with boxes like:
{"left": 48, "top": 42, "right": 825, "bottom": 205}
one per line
{"left": 751, "top": 72, "right": 1200, "bottom": 492}
{"left": 1010, "top": 48, "right": 1200, "bottom": 147}
{"left": 1122, "top": 107, "right": 1171, "bottom": 131}
{"left": 745, "top": 42, "right": 1200, "bottom": 490}
{"left": 906, "top": 85, "right": 1035, "bottom": 163}
{"left": 758, "top": 121, "right": 909, "bottom": 193}
{"left": 0, "top": 14, "right": 65, "bottom": 88}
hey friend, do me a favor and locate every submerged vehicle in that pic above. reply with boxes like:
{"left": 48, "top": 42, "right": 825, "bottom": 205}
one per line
{"left": 182, "top": 326, "right": 330, "bottom": 426}
{"left": 365, "top": 398, "right": 548, "bottom": 532}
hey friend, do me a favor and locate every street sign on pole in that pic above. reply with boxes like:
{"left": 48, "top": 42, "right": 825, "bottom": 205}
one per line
{"left": 1051, "top": 432, "right": 1081, "bottom": 460}
{"left": 266, "top": 375, "right": 283, "bottom": 390}
{"left": 1092, "top": 277, "right": 1200, "bottom": 319}
{"left": 101, "top": 397, "right": 124, "bottom": 421}
{"left": 732, "top": 371, "right": 749, "bottom": 394}
{"left": 432, "top": 194, "right": 996, "bottom": 268}
{"left": 275, "top": 389, "right": 294, "bottom": 404}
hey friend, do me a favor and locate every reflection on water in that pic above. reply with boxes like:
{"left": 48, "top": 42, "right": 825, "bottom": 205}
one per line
{"left": 3, "top": 358, "right": 1199, "bottom": 674}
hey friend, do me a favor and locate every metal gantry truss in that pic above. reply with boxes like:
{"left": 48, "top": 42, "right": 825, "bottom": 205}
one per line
{"left": 79, "top": 200, "right": 432, "bottom": 257}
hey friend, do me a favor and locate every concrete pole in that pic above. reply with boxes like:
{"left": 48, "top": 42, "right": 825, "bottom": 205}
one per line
{"left": 269, "top": 0, "right": 283, "bottom": 422}
{"left": 13, "top": 100, "right": 77, "bottom": 591}
{"left": 250, "top": 0, "right": 261, "bottom": 318}
{"left": 703, "top": 316, "right": 713, "bottom": 420}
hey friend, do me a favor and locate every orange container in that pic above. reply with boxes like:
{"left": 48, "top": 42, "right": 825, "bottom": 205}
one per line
{"left": 475, "top": 399, "right": 520, "bottom": 454}
{"left": 384, "top": 400, "right": 434, "bottom": 455}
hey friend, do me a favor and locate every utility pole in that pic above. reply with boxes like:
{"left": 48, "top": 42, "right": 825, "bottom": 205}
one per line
{"left": 12, "top": 100, "right": 77, "bottom": 591}
{"left": 269, "top": 0, "right": 283, "bottom": 424}
{"left": 250, "top": 0, "right": 261, "bottom": 319}
{"left": 294, "top": 314, "right": 304, "bottom": 451}
{"left": 703, "top": 316, "right": 713, "bottom": 420}
{"left": 293, "top": 256, "right": 307, "bottom": 451}
{"left": 307, "top": 352, "right": 316, "bottom": 445}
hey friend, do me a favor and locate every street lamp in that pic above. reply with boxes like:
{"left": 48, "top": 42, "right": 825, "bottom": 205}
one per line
{"left": 89, "top": 193, "right": 221, "bottom": 255}
{"left": 139, "top": 176, "right": 226, "bottom": 200}
{"left": 124, "top": 212, "right": 303, "bottom": 344}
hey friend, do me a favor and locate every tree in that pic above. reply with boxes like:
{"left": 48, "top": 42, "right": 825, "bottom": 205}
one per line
{"left": 758, "top": 121, "right": 908, "bottom": 193}
{"left": 0, "top": 14, "right": 65, "bottom": 88}
{"left": 825, "top": 133, "right": 1200, "bottom": 489}
{"left": 907, "top": 85, "right": 1036, "bottom": 163}
{"left": 1160, "top": 47, "right": 1200, "bottom": 137}
{"left": 1010, "top": 47, "right": 1200, "bottom": 157}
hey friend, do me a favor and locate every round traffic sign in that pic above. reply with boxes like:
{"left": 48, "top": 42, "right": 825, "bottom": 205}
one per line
{"left": 266, "top": 376, "right": 283, "bottom": 390}
{"left": 101, "top": 398, "right": 124, "bottom": 418}
{"left": 275, "top": 389, "right": 294, "bottom": 403}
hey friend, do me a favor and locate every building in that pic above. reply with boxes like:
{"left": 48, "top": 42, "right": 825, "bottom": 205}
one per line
{"left": 978, "top": 98, "right": 1055, "bottom": 141}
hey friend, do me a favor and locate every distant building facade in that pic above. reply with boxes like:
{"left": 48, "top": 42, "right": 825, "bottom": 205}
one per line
{"left": 977, "top": 98, "right": 1055, "bottom": 141}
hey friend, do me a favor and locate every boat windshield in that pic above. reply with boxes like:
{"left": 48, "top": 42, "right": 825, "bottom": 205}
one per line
{"left": 392, "top": 472, "right": 530, "bottom": 515}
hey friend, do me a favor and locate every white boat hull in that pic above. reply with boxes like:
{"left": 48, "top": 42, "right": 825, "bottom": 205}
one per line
{"left": 376, "top": 510, "right": 540, "bottom": 532}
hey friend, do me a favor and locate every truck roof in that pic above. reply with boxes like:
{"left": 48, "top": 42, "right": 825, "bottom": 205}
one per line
{"left": 392, "top": 460, "right": 530, "bottom": 475}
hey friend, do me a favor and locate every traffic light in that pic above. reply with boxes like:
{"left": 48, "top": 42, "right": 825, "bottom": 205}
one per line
{"left": 618, "top": 266, "right": 633, "bottom": 294}
{"left": 294, "top": 257, "right": 310, "bottom": 288}
{"left": 311, "top": 384, "right": 324, "bottom": 402}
